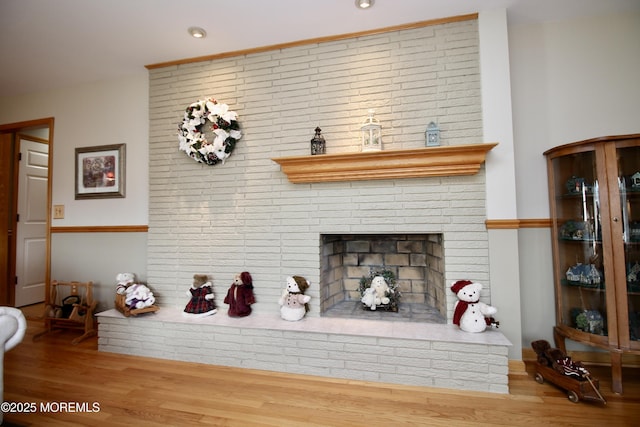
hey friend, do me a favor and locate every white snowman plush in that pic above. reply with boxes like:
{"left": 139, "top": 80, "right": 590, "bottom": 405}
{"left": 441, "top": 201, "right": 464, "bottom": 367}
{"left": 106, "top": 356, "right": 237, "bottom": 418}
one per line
{"left": 279, "top": 275, "right": 311, "bottom": 321}
{"left": 451, "top": 280, "right": 498, "bottom": 333}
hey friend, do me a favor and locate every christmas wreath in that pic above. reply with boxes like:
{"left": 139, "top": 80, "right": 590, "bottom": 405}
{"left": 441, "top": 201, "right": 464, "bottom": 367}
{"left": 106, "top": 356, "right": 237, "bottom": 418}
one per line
{"left": 178, "top": 97, "right": 242, "bottom": 165}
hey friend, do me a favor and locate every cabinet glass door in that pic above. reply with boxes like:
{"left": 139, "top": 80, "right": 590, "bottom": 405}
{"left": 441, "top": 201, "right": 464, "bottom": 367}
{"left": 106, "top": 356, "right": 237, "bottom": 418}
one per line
{"left": 615, "top": 144, "right": 640, "bottom": 349}
{"left": 551, "top": 150, "right": 608, "bottom": 339}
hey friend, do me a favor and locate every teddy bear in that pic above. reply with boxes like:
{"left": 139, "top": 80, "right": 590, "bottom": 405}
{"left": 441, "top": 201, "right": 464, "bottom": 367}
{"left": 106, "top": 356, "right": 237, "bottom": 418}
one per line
{"left": 361, "top": 275, "right": 391, "bottom": 310}
{"left": 531, "top": 340, "right": 591, "bottom": 378}
{"left": 115, "top": 272, "right": 136, "bottom": 295}
{"left": 451, "top": 280, "right": 498, "bottom": 333}
{"left": 124, "top": 283, "right": 156, "bottom": 310}
{"left": 183, "top": 274, "right": 217, "bottom": 317}
{"left": 224, "top": 271, "right": 256, "bottom": 317}
{"left": 278, "top": 275, "right": 311, "bottom": 321}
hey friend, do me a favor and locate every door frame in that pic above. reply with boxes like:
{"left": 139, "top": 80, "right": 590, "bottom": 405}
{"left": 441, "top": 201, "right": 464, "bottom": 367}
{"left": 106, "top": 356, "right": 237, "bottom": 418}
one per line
{"left": 0, "top": 117, "right": 54, "bottom": 306}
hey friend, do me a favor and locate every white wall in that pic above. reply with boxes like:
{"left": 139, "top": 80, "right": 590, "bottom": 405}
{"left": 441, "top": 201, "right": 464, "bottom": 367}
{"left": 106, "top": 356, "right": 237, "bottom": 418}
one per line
{"left": 510, "top": 12, "right": 640, "bottom": 219}
{"left": 479, "top": 9, "right": 522, "bottom": 359}
{"left": 51, "top": 232, "right": 147, "bottom": 311}
{"left": 0, "top": 73, "right": 150, "bottom": 225}
{"left": 480, "top": 9, "right": 517, "bottom": 220}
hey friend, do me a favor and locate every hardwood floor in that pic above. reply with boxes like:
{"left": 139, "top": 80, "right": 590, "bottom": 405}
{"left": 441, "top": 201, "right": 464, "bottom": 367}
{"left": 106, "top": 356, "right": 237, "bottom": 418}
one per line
{"left": 3, "top": 317, "right": 640, "bottom": 426}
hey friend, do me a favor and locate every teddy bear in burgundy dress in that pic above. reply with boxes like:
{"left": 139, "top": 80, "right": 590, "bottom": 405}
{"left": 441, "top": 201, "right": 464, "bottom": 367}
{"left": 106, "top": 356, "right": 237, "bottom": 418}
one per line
{"left": 224, "top": 271, "right": 255, "bottom": 317}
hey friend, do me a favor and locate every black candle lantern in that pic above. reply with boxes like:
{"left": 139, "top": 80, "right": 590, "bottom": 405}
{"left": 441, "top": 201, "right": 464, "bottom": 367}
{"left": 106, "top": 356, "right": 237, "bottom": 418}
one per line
{"left": 310, "top": 126, "right": 326, "bottom": 155}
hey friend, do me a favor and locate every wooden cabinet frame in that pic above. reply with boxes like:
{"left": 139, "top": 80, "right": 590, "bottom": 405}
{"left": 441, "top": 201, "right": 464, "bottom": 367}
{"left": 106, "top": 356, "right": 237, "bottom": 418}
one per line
{"left": 545, "top": 134, "right": 640, "bottom": 394}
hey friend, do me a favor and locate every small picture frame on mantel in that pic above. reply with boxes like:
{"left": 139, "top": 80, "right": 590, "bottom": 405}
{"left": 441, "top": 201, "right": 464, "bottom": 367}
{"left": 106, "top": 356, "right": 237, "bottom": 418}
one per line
{"left": 75, "top": 144, "right": 126, "bottom": 199}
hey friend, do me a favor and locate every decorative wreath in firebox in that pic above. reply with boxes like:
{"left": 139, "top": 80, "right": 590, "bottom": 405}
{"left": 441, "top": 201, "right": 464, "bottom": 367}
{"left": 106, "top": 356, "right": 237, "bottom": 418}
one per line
{"left": 177, "top": 97, "right": 242, "bottom": 166}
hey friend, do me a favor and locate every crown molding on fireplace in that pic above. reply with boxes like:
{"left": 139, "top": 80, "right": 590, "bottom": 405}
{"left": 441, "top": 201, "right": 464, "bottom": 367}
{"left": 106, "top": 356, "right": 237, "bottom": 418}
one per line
{"left": 272, "top": 143, "right": 498, "bottom": 183}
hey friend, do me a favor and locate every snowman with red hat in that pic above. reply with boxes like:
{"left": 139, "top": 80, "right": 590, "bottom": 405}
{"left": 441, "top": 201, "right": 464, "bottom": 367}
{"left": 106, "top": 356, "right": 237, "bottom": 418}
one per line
{"left": 451, "top": 280, "right": 498, "bottom": 333}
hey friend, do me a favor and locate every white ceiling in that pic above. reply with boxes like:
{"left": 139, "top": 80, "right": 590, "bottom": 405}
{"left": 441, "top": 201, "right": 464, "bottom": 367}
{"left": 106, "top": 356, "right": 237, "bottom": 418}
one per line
{"left": 1, "top": 0, "right": 638, "bottom": 97}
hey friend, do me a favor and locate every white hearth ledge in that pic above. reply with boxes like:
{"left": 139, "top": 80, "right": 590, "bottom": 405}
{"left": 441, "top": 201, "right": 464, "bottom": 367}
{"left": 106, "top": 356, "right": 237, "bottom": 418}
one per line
{"left": 97, "top": 308, "right": 510, "bottom": 346}
{"left": 97, "top": 308, "right": 512, "bottom": 393}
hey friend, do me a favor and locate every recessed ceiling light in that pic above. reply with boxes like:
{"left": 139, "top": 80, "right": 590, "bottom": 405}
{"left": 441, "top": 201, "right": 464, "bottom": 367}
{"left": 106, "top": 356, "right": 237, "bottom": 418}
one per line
{"left": 355, "top": 0, "right": 374, "bottom": 9}
{"left": 188, "top": 27, "right": 207, "bottom": 39}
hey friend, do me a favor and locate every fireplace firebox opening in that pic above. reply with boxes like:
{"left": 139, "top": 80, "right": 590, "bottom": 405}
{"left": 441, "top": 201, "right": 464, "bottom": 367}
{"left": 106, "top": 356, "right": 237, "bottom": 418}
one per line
{"left": 320, "top": 234, "right": 446, "bottom": 323}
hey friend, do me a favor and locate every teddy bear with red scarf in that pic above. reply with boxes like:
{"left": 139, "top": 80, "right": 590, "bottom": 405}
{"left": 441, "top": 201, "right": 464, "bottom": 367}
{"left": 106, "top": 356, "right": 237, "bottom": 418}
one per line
{"left": 451, "top": 280, "right": 498, "bottom": 333}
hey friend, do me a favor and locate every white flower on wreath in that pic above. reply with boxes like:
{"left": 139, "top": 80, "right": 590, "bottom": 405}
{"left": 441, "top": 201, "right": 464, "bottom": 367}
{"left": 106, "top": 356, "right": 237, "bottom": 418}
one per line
{"left": 177, "top": 97, "right": 242, "bottom": 166}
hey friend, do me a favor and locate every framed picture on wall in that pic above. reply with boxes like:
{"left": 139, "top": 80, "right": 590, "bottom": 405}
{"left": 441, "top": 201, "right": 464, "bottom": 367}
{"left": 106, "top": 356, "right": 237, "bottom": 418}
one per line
{"left": 75, "top": 144, "right": 126, "bottom": 199}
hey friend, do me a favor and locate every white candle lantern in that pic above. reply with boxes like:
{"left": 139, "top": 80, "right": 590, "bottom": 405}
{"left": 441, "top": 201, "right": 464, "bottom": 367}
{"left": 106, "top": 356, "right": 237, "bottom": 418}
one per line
{"left": 360, "top": 109, "right": 382, "bottom": 151}
{"left": 426, "top": 121, "right": 440, "bottom": 146}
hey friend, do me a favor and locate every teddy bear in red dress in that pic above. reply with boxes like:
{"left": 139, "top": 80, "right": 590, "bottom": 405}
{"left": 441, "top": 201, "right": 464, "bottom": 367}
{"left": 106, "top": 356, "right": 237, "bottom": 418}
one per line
{"left": 224, "top": 271, "right": 255, "bottom": 317}
{"left": 183, "top": 274, "right": 217, "bottom": 318}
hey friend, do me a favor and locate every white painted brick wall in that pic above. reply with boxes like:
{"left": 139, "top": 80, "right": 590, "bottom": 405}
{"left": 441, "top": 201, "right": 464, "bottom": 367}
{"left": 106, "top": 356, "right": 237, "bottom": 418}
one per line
{"left": 101, "top": 18, "right": 510, "bottom": 393}
{"left": 147, "top": 19, "right": 485, "bottom": 317}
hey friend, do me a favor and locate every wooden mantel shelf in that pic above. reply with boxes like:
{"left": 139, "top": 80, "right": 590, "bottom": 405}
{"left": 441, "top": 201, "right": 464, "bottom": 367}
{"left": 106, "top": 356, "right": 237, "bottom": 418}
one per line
{"left": 272, "top": 143, "right": 498, "bottom": 183}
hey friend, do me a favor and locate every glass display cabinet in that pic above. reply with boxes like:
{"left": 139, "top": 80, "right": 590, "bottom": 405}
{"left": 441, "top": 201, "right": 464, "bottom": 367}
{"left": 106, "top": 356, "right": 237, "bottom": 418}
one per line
{"left": 545, "top": 134, "right": 640, "bottom": 394}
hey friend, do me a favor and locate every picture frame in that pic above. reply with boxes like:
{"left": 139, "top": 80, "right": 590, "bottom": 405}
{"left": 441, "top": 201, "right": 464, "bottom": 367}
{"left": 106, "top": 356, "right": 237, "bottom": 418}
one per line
{"left": 75, "top": 144, "right": 125, "bottom": 199}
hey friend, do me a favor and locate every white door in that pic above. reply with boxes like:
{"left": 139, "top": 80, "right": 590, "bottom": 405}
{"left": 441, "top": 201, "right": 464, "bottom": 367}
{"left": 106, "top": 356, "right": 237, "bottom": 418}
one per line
{"left": 14, "top": 137, "right": 49, "bottom": 307}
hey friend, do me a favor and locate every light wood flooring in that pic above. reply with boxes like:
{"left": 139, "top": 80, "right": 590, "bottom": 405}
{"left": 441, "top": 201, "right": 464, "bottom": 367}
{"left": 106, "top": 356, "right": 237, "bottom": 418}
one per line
{"left": 3, "top": 307, "right": 640, "bottom": 426}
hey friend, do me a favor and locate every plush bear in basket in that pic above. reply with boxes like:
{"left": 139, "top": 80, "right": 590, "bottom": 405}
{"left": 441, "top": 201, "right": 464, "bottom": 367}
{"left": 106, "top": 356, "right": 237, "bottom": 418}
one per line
{"left": 183, "top": 274, "right": 217, "bottom": 318}
{"left": 278, "top": 275, "right": 311, "bottom": 321}
{"left": 115, "top": 273, "right": 156, "bottom": 310}
{"left": 115, "top": 272, "right": 136, "bottom": 295}
{"left": 224, "top": 271, "right": 256, "bottom": 317}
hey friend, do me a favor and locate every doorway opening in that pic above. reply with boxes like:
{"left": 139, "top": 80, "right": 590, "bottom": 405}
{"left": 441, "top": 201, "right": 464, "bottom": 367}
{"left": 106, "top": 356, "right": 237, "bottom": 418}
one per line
{"left": 0, "top": 118, "right": 53, "bottom": 307}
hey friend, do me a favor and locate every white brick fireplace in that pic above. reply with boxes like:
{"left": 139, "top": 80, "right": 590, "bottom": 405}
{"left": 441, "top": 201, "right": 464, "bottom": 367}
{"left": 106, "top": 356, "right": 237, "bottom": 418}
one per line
{"left": 98, "top": 16, "right": 512, "bottom": 393}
